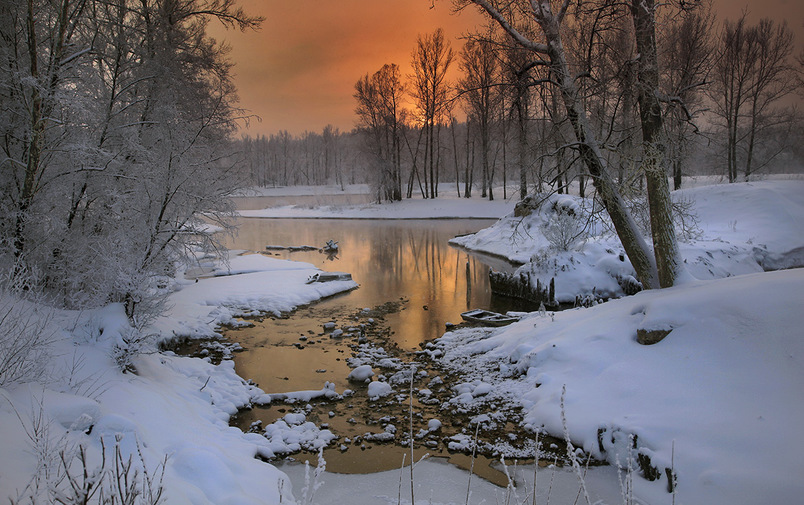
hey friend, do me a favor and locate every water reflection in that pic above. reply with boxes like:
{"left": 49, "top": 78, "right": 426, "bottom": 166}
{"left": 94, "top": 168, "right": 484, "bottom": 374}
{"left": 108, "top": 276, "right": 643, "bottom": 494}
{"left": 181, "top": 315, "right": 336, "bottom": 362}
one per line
{"left": 222, "top": 216, "right": 538, "bottom": 480}
{"left": 226, "top": 218, "right": 524, "bottom": 349}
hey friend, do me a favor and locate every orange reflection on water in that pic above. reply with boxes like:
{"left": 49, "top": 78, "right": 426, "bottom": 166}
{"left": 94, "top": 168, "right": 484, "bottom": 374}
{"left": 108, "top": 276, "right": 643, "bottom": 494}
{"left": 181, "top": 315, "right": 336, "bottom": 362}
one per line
{"left": 226, "top": 218, "right": 520, "bottom": 349}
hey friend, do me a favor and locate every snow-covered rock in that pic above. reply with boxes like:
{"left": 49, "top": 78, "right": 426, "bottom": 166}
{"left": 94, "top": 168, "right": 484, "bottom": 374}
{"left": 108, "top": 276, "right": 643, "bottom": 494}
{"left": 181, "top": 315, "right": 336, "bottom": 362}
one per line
{"left": 347, "top": 364, "right": 374, "bottom": 382}
{"left": 367, "top": 381, "right": 393, "bottom": 400}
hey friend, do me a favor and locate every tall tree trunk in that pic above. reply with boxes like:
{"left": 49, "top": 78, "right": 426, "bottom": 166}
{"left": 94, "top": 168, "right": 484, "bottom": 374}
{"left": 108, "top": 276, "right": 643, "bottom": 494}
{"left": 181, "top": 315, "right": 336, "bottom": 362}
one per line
{"left": 451, "top": 118, "right": 462, "bottom": 197}
{"left": 518, "top": 105, "right": 527, "bottom": 199}
{"left": 673, "top": 127, "right": 684, "bottom": 190}
{"left": 533, "top": 0, "right": 659, "bottom": 288}
{"left": 483, "top": 121, "right": 493, "bottom": 200}
{"left": 429, "top": 120, "right": 436, "bottom": 198}
{"left": 434, "top": 123, "right": 441, "bottom": 197}
{"left": 502, "top": 122, "right": 507, "bottom": 201}
{"left": 464, "top": 122, "right": 472, "bottom": 197}
{"left": 631, "top": 0, "right": 681, "bottom": 288}
{"left": 16, "top": 0, "right": 43, "bottom": 260}
{"left": 744, "top": 97, "right": 759, "bottom": 181}
{"left": 422, "top": 123, "right": 430, "bottom": 199}
{"left": 480, "top": 120, "right": 488, "bottom": 198}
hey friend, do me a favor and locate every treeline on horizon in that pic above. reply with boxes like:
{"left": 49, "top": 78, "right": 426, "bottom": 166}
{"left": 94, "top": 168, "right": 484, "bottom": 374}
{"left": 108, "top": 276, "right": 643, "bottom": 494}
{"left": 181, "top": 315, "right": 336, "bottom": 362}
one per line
{"left": 236, "top": 0, "right": 804, "bottom": 202}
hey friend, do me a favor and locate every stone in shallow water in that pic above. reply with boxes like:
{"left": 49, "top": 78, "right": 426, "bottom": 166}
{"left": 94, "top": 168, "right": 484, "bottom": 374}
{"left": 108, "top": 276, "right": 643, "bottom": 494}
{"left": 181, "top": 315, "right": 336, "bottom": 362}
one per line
{"left": 347, "top": 364, "right": 374, "bottom": 382}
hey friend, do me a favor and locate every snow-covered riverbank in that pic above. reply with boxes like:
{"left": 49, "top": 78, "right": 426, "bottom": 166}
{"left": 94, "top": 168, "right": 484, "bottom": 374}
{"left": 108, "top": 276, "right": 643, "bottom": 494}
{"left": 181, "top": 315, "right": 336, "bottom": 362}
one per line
{"left": 427, "top": 268, "right": 804, "bottom": 504}
{"left": 0, "top": 253, "right": 356, "bottom": 504}
{"left": 2, "top": 179, "right": 803, "bottom": 505}
{"left": 452, "top": 180, "right": 804, "bottom": 303}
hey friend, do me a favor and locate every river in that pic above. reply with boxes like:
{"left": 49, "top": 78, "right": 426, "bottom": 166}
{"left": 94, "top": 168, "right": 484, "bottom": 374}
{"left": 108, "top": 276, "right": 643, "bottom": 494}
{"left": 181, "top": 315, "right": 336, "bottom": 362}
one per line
{"left": 216, "top": 197, "right": 537, "bottom": 484}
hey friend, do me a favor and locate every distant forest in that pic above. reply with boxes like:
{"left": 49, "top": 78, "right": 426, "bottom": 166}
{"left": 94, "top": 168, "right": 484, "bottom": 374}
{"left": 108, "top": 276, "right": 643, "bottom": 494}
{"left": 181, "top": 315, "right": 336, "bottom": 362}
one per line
{"left": 237, "top": 2, "right": 804, "bottom": 202}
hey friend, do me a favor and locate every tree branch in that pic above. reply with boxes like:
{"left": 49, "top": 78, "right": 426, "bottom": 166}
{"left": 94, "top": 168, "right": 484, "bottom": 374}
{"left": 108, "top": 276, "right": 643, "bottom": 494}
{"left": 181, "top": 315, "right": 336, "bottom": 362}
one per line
{"left": 469, "top": 0, "right": 549, "bottom": 54}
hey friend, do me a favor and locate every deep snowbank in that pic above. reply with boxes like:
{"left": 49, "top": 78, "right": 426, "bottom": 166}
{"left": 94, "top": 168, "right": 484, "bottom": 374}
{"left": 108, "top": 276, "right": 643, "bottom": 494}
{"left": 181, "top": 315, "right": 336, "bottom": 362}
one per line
{"left": 428, "top": 269, "right": 804, "bottom": 505}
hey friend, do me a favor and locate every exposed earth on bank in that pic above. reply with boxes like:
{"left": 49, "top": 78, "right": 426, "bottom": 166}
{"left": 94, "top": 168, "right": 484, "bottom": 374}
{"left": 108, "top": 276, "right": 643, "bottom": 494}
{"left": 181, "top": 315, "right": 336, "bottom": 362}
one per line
{"left": 171, "top": 298, "right": 583, "bottom": 486}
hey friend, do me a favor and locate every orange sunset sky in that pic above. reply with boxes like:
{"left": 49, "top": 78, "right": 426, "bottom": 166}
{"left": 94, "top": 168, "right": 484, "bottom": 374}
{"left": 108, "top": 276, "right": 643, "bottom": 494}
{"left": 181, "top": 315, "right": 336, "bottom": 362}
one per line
{"left": 208, "top": 0, "right": 804, "bottom": 138}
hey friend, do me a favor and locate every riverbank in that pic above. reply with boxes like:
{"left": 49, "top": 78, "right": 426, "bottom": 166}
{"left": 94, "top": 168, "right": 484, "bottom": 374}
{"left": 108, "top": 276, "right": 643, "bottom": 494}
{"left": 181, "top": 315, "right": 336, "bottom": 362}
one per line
{"left": 0, "top": 252, "right": 356, "bottom": 504}
{"left": 2, "top": 180, "right": 803, "bottom": 504}
{"left": 238, "top": 193, "right": 517, "bottom": 219}
{"left": 452, "top": 180, "right": 804, "bottom": 303}
{"left": 427, "top": 269, "right": 804, "bottom": 504}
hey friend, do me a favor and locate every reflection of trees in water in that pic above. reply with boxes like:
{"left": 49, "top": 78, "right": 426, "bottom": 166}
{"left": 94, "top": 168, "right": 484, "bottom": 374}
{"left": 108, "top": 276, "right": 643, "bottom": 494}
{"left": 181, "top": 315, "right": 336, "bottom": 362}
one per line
{"left": 364, "top": 222, "right": 492, "bottom": 308}
{"left": 365, "top": 225, "right": 407, "bottom": 288}
{"left": 229, "top": 217, "right": 496, "bottom": 310}
{"left": 406, "top": 226, "right": 443, "bottom": 287}
{"left": 226, "top": 217, "right": 524, "bottom": 348}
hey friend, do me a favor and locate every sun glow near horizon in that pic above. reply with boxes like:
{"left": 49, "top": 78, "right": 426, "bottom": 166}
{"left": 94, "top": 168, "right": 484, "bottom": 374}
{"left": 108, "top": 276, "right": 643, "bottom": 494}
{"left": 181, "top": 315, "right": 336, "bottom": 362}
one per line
{"left": 211, "top": 0, "right": 804, "bottom": 139}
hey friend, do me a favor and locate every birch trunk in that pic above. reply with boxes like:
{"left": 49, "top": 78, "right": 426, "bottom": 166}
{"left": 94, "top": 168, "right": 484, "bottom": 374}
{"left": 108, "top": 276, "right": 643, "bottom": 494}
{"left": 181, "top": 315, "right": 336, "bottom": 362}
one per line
{"left": 535, "top": 1, "right": 660, "bottom": 288}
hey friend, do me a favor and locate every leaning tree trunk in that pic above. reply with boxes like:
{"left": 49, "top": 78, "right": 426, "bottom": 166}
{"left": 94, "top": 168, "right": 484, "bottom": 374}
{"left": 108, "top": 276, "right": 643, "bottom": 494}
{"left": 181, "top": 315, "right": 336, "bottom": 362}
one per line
{"left": 631, "top": 0, "right": 681, "bottom": 288}
{"left": 535, "top": 2, "right": 660, "bottom": 289}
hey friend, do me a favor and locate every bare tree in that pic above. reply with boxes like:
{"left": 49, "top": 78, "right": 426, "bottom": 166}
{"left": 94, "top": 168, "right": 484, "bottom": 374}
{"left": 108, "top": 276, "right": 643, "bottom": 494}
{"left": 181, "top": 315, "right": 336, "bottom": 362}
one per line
{"left": 500, "top": 38, "right": 537, "bottom": 199}
{"left": 354, "top": 64, "right": 406, "bottom": 201}
{"left": 660, "top": 1, "right": 714, "bottom": 189}
{"left": 459, "top": 36, "right": 501, "bottom": 200}
{"left": 741, "top": 19, "right": 796, "bottom": 181}
{"left": 708, "top": 15, "right": 796, "bottom": 182}
{"left": 460, "top": 0, "right": 664, "bottom": 289}
{"left": 411, "top": 28, "right": 455, "bottom": 199}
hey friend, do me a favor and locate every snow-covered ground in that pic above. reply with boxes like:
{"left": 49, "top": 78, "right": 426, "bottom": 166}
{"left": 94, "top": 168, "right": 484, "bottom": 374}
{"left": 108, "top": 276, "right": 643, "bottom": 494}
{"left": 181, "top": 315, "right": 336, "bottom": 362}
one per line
{"left": 0, "top": 253, "right": 356, "bottom": 504}
{"left": 276, "top": 457, "right": 629, "bottom": 505}
{"left": 427, "top": 269, "right": 804, "bottom": 504}
{"left": 238, "top": 187, "right": 517, "bottom": 219}
{"left": 2, "top": 179, "right": 803, "bottom": 505}
{"left": 237, "top": 183, "right": 372, "bottom": 197}
{"left": 451, "top": 181, "right": 804, "bottom": 303}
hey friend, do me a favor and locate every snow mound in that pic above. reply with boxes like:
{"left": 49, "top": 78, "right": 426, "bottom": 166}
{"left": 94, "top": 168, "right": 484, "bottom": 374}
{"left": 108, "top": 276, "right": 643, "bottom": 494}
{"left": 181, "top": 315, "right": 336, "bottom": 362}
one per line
{"left": 430, "top": 269, "right": 804, "bottom": 505}
{"left": 367, "top": 381, "right": 393, "bottom": 400}
{"left": 263, "top": 413, "right": 337, "bottom": 455}
{"left": 452, "top": 181, "right": 804, "bottom": 303}
{"left": 347, "top": 364, "right": 375, "bottom": 382}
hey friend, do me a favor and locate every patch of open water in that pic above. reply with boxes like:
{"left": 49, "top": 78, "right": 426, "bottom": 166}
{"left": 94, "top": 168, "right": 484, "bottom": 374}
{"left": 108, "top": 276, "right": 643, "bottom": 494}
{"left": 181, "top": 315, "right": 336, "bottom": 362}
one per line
{"left": 205, "top": 214, "right": 558, "bottom": 484}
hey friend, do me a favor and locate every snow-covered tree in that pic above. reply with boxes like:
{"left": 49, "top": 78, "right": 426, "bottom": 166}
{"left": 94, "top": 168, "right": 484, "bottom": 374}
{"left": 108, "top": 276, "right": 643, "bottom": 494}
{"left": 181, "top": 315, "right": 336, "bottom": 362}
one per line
{"left": 0, "top": 0, "right": 260, "bottom": 322}
{"left": 354, "top": 64, "right": 406, "bottom": 202}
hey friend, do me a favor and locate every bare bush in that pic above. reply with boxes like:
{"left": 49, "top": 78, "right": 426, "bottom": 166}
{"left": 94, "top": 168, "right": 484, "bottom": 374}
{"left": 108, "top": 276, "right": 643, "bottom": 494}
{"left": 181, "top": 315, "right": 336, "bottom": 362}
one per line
{"left": 623, "top": 195, "right": 702, "bottom": 242}
{"left": 0, "top": 270, "right": 55, "bottom": 387}
{"left": 541, "top": 200, "right": 591, "bottom": 252}
{"left": 111, "top": 329, "right": 158, "bottom": 374}
{"left": 9, "top": 427, "right": 165, "bottom": 505}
